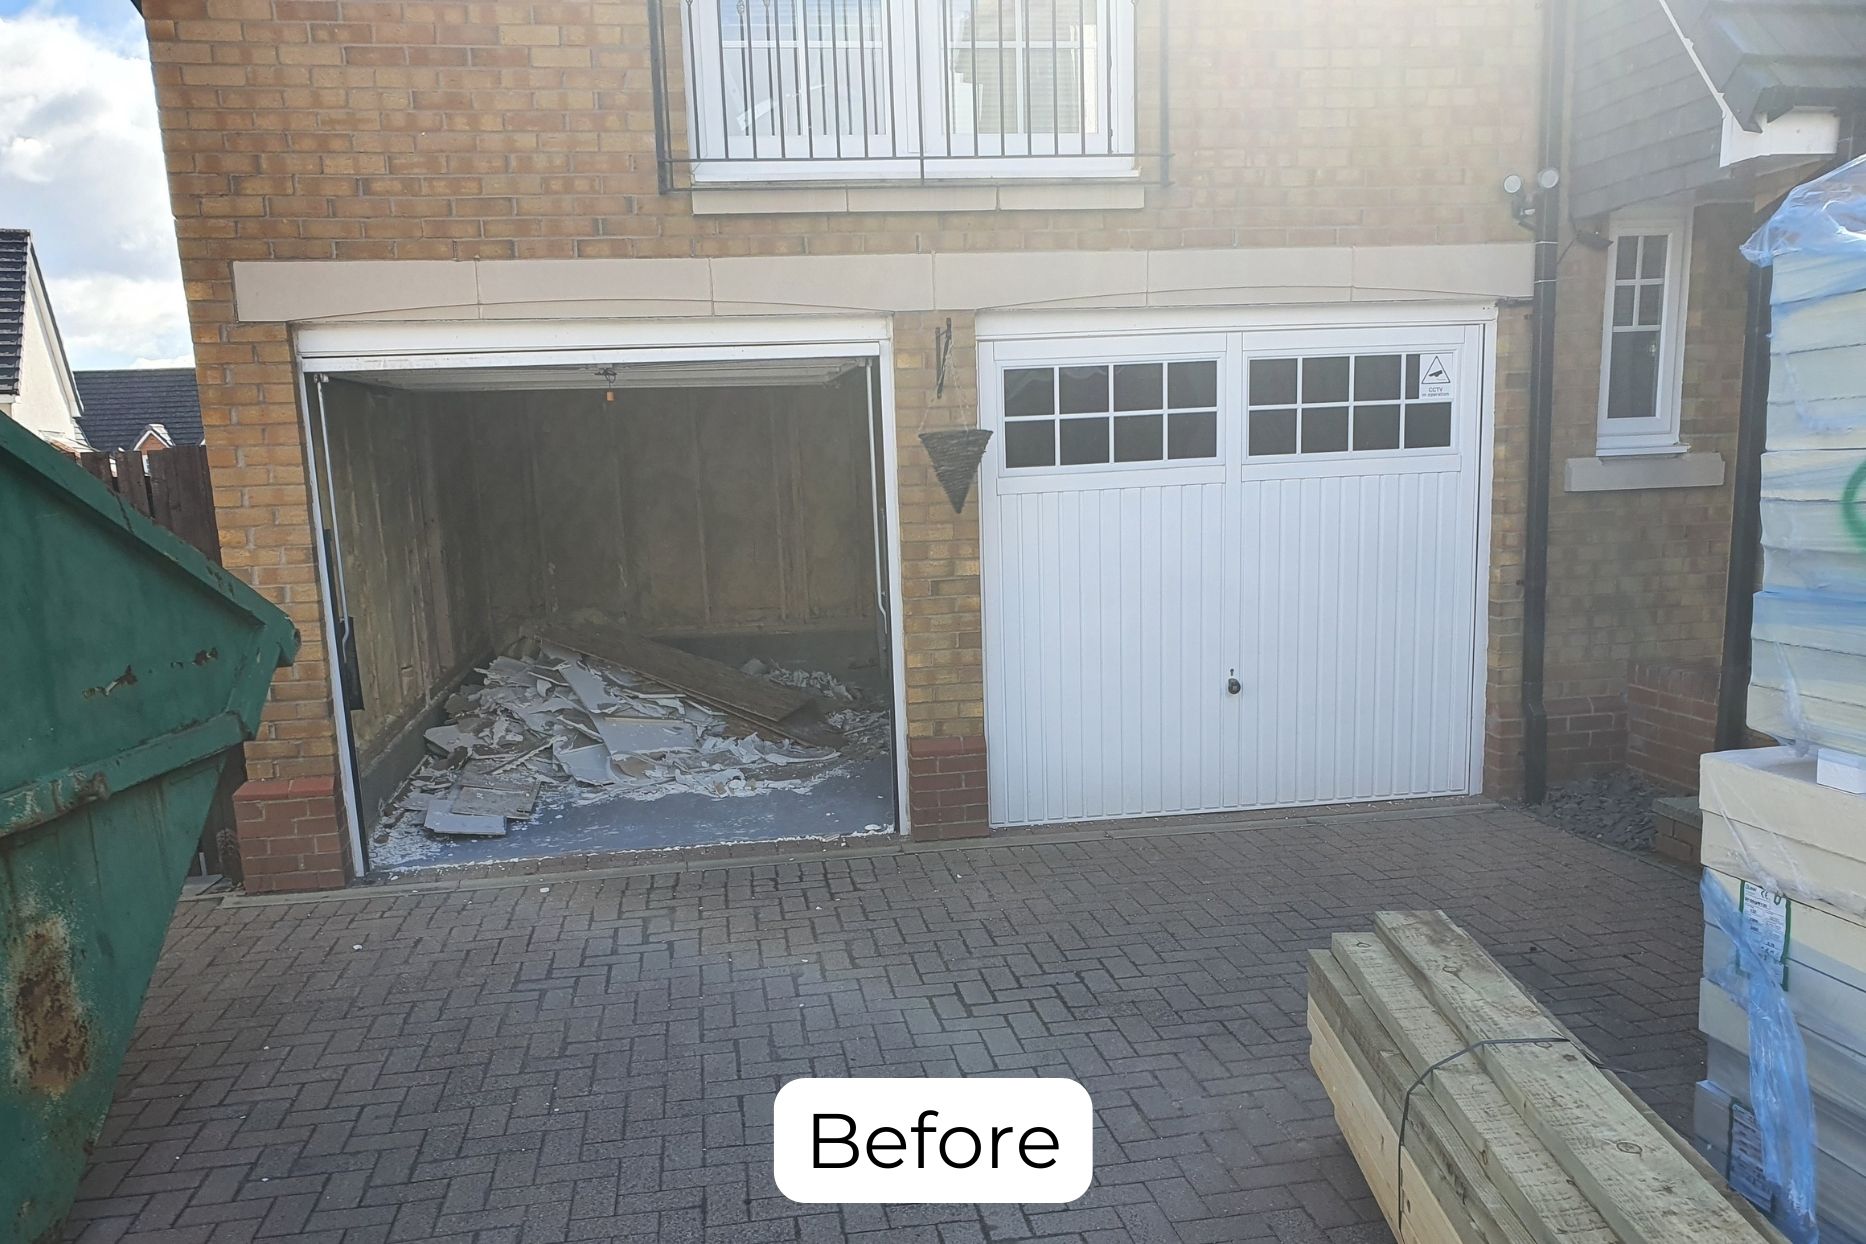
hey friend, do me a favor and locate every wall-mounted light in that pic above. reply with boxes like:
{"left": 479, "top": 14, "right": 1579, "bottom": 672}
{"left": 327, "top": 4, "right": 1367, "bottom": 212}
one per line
{"left": 1504, "top": 168, "right": 1561, "bottom": 231}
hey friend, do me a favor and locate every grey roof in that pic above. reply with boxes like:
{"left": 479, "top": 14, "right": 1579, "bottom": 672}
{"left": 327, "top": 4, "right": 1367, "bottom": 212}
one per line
{"left": 1671, "top": 0, "right": 1866, "bottom": 127}
{"left": 74, "top": 368, "right": 204, "bottom": 451}
{"left": 0, "top": 229, "right": 27, "bottom": 398}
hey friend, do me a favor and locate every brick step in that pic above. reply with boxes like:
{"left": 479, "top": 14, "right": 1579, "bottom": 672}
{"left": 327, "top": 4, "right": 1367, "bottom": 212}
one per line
{"left": 1653, "top": 795, "right": 1703, "bottom": 866}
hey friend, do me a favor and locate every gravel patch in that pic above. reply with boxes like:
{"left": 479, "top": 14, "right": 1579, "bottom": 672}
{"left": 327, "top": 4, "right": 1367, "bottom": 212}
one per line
{"left": 1511, "top": 768, "right": 1665, "bottom": 852}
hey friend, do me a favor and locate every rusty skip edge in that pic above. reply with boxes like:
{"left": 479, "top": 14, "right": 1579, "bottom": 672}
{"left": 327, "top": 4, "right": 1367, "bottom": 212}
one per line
{"left": 0, "top": 713, "right": 247, "bottom": 840}
{"left": 1, "top": 619, "right": 299, "bottom": 840}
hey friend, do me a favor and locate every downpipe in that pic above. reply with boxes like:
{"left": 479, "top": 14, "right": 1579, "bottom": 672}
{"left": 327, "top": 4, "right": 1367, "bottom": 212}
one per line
{"left": 1521, "top": 0, "right": 1568, "bottom": 805}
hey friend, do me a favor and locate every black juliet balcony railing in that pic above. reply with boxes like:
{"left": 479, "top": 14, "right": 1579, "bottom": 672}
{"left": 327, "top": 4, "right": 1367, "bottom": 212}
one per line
{"left": 648, "top": 0, "right": 1170, "bottom": 186}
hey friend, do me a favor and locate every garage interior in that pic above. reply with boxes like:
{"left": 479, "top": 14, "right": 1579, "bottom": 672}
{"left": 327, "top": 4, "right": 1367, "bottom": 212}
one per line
{"left": 305, "top": 357, "right": 898, "bottom": 873}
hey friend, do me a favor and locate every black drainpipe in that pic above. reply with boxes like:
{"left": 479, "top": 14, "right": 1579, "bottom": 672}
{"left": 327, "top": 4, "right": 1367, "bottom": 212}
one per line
{"left": 1521, "top": 0, "right": 1568, "bottom": 805}
{"left": 1714, "top": 260, "right": 1772, "bottom": 751}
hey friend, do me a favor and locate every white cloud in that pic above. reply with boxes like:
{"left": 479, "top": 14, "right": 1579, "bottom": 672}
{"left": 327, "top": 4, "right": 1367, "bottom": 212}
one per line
{"left": 0, "top": 11, "right": 192, "bottom": 370}
{"left": 46, "top": 273, "right": 193, "bottom": 371}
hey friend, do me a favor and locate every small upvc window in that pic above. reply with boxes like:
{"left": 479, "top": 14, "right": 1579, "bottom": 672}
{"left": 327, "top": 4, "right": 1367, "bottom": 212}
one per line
{"left": 1597, "top": 216, "right": 1691, "bottom": 454}
{"left": 1001, "top": 359, "right": 1220, "bottom": 470}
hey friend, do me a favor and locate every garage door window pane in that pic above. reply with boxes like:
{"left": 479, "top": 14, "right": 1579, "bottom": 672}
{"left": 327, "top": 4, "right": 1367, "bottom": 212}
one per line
{"left": 1113, "top": 363, "right": 1163, "bottom": 412}
{"left": 1354, "top": 355, "right": 1402, "bottom": 400}
{"left": 1250, "top": 357, "right": 1298, "bottom": 406}
{"left": 1060, "top": 365, "right": 1110, "bottom": 414}
{"left": 1405, "top": 403, "right": 1452, "bottom": 448}
{"left": 1168, "top": 411, "right": 1218, "bottom": 460}
{"left": 1113, "top": 413, "right": 1164, "bottom": 461}
{"left": 1301, "top": 407, "right": 1350, "bottom": 454}
{"left": 1005, "top": 368, "right": 1055, "bottom": 417}
{"left": 1004, "top": 419, "right": 1056, "bottom": 468}
{"left": 1003, "top": 356, "right": 1220, "bottom": 470}
{"left": 1302, "top": 356, "right": 1349, "bottom": 404}
{"left": 1060, "top": 416, "right": 1111, "bottom": 465}
{"left": 1353, "top": 404, "right": 1401, "bottom": 451}
{"left": 1250, "top": 408, "right": 1298, "bottom": 456}
{"left": 1169, "top": 360, "right": 1219, "bottom": 409}
{"left": 1248, "top": 351, "right": 1455, "bottom": 458}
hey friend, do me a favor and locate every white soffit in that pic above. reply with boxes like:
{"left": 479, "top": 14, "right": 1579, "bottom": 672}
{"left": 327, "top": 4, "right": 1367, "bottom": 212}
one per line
{"left": 323, "top": 356, "right": 867, "bottom": 392}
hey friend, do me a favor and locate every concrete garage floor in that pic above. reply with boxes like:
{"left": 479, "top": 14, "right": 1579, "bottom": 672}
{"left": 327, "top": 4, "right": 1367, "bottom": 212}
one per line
{"left": 378, "top": 756, "right": 899, "bottom": 872}
{"left": 64, "top": 802, "right": 1705, "bottom": 1244}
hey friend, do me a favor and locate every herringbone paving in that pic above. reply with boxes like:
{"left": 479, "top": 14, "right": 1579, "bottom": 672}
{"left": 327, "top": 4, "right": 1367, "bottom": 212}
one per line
{"left": 63, "top": 804, "right": 1706, "bottom": 1243}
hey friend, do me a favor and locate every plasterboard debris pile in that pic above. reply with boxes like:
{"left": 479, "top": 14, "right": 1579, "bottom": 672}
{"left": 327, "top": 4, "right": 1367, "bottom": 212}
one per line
{"left": 371, "top": 638, "right": 889, "bottom": 865}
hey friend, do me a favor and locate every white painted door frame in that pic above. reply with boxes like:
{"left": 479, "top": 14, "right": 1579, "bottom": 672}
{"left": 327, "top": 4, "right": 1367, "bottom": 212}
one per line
{"left": 292, "top": 316, "right": 911, "bottom": 876}
{"left": 976, "top": 302, "right": 1498, "bottom": 827}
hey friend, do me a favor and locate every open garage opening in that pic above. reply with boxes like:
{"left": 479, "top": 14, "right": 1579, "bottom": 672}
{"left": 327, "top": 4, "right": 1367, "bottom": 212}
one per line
{"left": 302, "top": 353, "right": 900, "bottom": 876}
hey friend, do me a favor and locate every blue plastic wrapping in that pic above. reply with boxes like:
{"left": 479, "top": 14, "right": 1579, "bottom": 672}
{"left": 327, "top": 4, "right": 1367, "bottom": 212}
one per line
{"left": 1746, "top": 153, "right": 1866, "bottom": 273}
{"left": 1702, "top": 870, "right": 1822, "bottom": 1244}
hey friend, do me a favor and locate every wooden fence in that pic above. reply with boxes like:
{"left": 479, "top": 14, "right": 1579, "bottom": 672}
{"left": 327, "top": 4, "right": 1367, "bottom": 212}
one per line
{"left": 75, "top": 446, "right": 242, "bottom": 880}
{"left": 75, "top": 446, "right": 221, "bottom": 561}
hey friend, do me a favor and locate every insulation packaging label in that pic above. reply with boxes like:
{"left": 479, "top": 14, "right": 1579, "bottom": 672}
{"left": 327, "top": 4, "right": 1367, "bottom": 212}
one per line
{"left": 1726, "top": 1098, "right": 1777, "bottom": 1214}
{"left": 1739, "top": 881, "right": 1791, "bottom": 987}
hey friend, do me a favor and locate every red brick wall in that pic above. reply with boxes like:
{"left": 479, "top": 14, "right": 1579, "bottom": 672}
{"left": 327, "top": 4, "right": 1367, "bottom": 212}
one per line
{"left": 233, "top": 776, "right": 349, "bottom": 893}
{"left": 1625, "top": 660, "right": 1721, "bottom": 792}
{"left": 906, "top": 736, "right": 989, "bottom": 840}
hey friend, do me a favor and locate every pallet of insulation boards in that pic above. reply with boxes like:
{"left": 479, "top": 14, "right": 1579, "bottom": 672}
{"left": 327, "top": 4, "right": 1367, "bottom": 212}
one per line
{"left": 1306, "top": 910, "right": 1788, "bottom": 1244}
{"left": 1696, "top": 747, "right": 1866, "bottom": 1240}
{"left": 1748, "top": 171, "right": 1866, "bottom": 759}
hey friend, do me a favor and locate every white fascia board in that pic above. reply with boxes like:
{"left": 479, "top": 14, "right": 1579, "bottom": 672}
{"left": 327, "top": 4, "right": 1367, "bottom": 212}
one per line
{"left": 1720, "top": 109, "right": 1840, "bottom": 169}
{"left": 295, "top": 315, "right": 892, "bottom": 371}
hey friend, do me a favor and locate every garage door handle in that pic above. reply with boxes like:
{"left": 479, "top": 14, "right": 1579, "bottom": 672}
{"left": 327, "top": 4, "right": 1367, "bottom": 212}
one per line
{"left": 1226, "top": 672, "right": 1242, "bottom": 695}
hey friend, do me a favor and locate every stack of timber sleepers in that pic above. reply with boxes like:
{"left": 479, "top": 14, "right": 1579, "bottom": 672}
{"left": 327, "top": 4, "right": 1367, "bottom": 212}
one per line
{"left": 1697, "top": 747, "right": 1866, "bottom": 1240}
{"left": 1751, "top": 225, "right": 1866, "bottom": 763}
{"left": 1307, "top": 909, "right": 1786, "bottom": 1244}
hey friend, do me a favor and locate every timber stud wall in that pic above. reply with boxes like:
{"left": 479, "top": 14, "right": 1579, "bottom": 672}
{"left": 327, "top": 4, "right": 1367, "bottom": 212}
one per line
{"left": 141, "top": 0, "right": 1552, "bottom": 883}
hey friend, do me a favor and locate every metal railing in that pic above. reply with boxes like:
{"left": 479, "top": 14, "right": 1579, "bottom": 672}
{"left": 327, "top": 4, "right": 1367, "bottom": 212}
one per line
{"left": 650, "top": 0, "right": 1164, "bottom": 184}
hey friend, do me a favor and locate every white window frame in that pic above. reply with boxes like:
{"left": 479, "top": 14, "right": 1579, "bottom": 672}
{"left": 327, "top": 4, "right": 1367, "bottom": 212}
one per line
{"left": 1596, "top": 213, "right": 1692, "bottom": 455}
{"left": 683, "top": 0, "right": 1137, "bottom": 183}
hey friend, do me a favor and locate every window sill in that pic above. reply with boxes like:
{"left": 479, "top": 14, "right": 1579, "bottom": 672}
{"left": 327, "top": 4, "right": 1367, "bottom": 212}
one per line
{"left": 690, "top": 181, "right": 1147, "bottom": 216}
{"left": 1563, "top": 450, "right": 1725, "bottom": 493}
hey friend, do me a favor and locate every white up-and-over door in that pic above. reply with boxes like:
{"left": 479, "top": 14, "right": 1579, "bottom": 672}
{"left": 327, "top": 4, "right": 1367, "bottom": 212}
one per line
{"left": 979, "top": 313, "right": 1491, "bottom": 827}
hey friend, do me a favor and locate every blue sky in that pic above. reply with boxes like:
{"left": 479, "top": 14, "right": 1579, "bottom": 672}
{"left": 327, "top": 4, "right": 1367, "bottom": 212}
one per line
{"left": 1, "top": 0, "right": 192, "bottom": 368}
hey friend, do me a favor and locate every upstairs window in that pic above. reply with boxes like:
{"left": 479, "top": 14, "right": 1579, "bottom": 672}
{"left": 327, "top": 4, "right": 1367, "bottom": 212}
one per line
{"left": 684, "top": 0, "right": 1136, "bottom": 180}
{"left": 1598, "top": 216, "right": 1691, "bottom": 454}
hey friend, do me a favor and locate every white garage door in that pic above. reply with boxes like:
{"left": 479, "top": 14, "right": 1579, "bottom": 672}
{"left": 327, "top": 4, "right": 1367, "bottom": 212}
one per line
{"left": 979, "top": 313, "right": 1491, "bottom": 827}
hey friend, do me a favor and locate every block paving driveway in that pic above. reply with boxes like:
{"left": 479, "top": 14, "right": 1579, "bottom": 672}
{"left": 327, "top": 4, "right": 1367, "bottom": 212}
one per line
{"left": 65, "top": 803, "right": 1706, "bottom": 1244}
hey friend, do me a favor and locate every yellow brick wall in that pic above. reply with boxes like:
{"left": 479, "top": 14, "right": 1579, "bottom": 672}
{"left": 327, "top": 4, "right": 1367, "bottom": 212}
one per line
{"left": 141, "top": 0, "right": 1545, "bottom": 790}
{"left": 1532, "top": 201, "right": 1753, "bottom": 779}
{"left": 893, "top": 312, "right": 985, "bottom": 741}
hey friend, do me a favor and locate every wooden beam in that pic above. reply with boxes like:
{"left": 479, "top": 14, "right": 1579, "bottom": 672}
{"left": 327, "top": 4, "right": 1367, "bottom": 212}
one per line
{"left": 1373, "top": 911, "right": 1771, "bottom": 1244}
{"left": 1331, "top": 934, "right": 1619, "bottom": 1244}
{"left": 1309, "top": 952, "right": 1541, "bottom": 1244}
{"left": 1309, "top": 1004, "right": 1481, "bottom": 1244}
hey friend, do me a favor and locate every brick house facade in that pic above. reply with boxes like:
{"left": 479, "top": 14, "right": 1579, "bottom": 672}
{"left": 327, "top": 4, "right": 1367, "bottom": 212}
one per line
{"left": 137, "top": 0, "right": 1775, "bottom": 890}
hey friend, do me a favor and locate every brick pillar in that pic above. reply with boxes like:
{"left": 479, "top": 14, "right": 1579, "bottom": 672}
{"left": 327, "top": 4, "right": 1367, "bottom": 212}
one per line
{"left": 894, "top": 311, "right": 991, "bottom": 839}
{"left": 233, "top": 776, "right": 349, "bottom": 894}
{"left": 906, "top": 737, "right": 989, "bottom": 840}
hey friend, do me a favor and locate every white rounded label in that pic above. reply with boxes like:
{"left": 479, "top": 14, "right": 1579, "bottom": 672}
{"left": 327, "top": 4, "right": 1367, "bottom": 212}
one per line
{"left": 772, "top": 1077, "right": 1094, "bottom": 1204}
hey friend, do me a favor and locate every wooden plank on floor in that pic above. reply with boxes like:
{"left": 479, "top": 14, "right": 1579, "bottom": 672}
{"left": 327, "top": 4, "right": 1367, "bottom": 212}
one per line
{"left": 1373, "top": 910, "right": 1773, "bottom": 1244}
{"left": 546, "top": 622, "right": 844, "bottom": 749}
{"left": 1309, "top": 952, "right": 1540, "bottom": 1244}
{"left": 1331, "top": 933, "right": 1618, "bottom": 1244}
